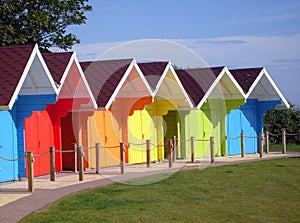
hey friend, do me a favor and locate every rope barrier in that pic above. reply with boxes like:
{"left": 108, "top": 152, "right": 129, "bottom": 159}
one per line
{"left": 286, "top": 133, "right": 300, "bottom": 136}
{"left": 100, "top": 145, "right": 120, "bottom": 149}
{"left": 268, "top": 133, "right": 282, "bottom": 137}
{"left": 244, "top": 136, "right": 259, "bottom": 139}
{"left": 129, "top": 142, "right": 147, "bottom": 146}
{"left": 56, "top": 149, "right": 76, "bottom": 153}
{"left": 86, "top": 146, "right": 96, "bottom": 150}
{"left": 0, "top": 155, "right": 26, "bottom": 162}
{"left": 33, "top": 151, "right": 50, "bottom": 157}
{"left": 227, "top": 135, "right": 241, "bottom": 140}
{"left": 150, "top": 143, "right": 163, "bottom": 147}
{"left": 195, "top": 139, "right": 209, "bottom": 142}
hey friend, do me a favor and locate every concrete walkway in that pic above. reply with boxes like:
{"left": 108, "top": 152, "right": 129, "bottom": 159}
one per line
{"left": 0, "top": 152, "right": 299, "bottom": 222}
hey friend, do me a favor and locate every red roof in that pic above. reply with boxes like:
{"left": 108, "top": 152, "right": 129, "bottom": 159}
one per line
{"left": 80, "top": 59, "right": 132, "bottom": 108}
{"left": 138, "top": 62, "right": 169, "bottom": 91}
{"left": 42, "top": 52, "right": 73, "bottom": 84}
{"left": 176, "top": 67, "right": 224, "bottom": 106}
{"left": 0, "top": 45, "right": 35, "bottom": 106}
{"left": 229, "top": 68, "right": 263, "bottom": 94}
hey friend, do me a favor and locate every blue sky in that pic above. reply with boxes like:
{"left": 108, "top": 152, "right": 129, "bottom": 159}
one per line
{"left": 65, "top": 0, "right": 300, "bottom": 105}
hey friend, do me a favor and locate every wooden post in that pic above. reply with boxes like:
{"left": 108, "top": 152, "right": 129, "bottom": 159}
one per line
{"left": 73, "top": 143, "right": 77, "bottom": 173}
{"left": 120, "top": 143, "right": 125, "bottom": 174}
{"left": 50, "top": 146, "right": 55, "bottom": 181}
{"left": 210, "top": 136, "right": 215, "bottom": 163}
{"left": 241, "top": 131, "right": 245, "bottom": 158}
{"left": 27, "top": 151, "right": 34, "bottom": 192}
{"left": 191, "top": 136, "right": 195, "bottom": 163}
{"left": 78, "top": 146, "right": 84, "bottom": 181}
{"left": 282, "top": 129, "right": 286, "bottom": 154}
{"left": 168, "top": 139, "right": 173, "bottom": 168}
{"left": 259, "top": 134, "right": 263, "bottom": 158}
{"left": 265, "top": 131, "right": 269, "bottom": 153}
{"left": 172, "top": 136, "right": 176, "bottom": 162}
{"left": 146, "top": 140, "right": 151, "bottom": 168}
{"left": 95, "top": 143, "right": 101, "bottom": 174}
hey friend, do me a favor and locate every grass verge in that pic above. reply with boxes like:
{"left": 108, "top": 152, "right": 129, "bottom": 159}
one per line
{"left": 20, "top": 158, "right": 300, "bottom": 223}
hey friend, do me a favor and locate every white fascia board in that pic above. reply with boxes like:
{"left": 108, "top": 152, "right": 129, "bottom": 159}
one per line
{"left": 262, "top": 68, "right": 290, "bottom": 108}
{"left": 36, "top": 47, "right": 59, "bottom": 95}
{"left": 153, "top": 62, "right": 170, "bottom": 96}
{"left": 196, "top": 67, "right": 225, "bottom": 109}
{"left": 8, "top": 44, "right": 38, "bottom": 110}
{"left": 74, "top": 53, "right": 98, "bottom": 110}
{"left": 245, "top": 69, "right": 264, "bottom": 99}
{"left": 224, "top": 67, "right": 246, "bottom": 99}
{"left": 57, "top": 52, "right": 75, "bottom": 94}
{"left": 169, "top": 64, "right": 194, "bottom": 108}
{"left": 133, "top": 59, "right": 154, "bottom": 97}
{"left": 105, "top": 60, "right": 135, "bottom": 110}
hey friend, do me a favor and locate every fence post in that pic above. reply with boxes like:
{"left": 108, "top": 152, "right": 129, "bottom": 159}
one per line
{"left": 78, "top": 146, "right": 84, "bottom": 181}
{"left": 241, "top": 131, "right": 245, "bottom": 158}
{"left": 73, "top": 143, "right": 77, "bottom": 173}
{"left": 146, "top": 140, "right": 151, "bottom": 168}
{"left": 27, "top": 151, "right": 34, "bottom": 192}
{"left": 95, "top": 143, "right": 101, "bottom": 173}
{"left": 191, "top": 136, "right": 195, "bottom": 163}
{"left": 120, "top": 143, "right": 125, "bottom": 174}
{"left": 282, "top": 129, "right": 286, "bottom": 154}
{"left": 259, "top": 134, "right": 263, "bottom": 158}
{"left": 50, "top": 146, "right": 55, "bottom": 181}
{"left": 265, "top": 131, "right": 269, "bottom": 153}
{"left": 168, "top": 139, "right": 173, "bottom": 168}
{"left": 210, "top": 136, "right": 215, "bottom": 163}
{"left": 172, "top": 136, "right": 177, "bottom": 162}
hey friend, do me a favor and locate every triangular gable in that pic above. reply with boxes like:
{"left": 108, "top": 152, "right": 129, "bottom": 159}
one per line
{"left": 43, "top": 51, "right": 97, "bottom": 109}
{"left": 80, "top": 59, "right": 136, "bottom": 110}
{"left": 0, "top": 44, "right": 58, "bottom": 110}
{"left": 230, "top": 67, "right": 289, "bottom": 108}
{"left": 177, "top": 67, "right": 245, "bottom": 109}
{"left": 113, "top": 60, "right": 153, "bottom": 99}
{"left": 138, "top": 61, "right": 193, "bottom": 108}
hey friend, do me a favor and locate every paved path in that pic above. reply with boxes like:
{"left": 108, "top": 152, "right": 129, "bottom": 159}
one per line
{"left": 0, "top": 152, "right": 299, "bottom": 223}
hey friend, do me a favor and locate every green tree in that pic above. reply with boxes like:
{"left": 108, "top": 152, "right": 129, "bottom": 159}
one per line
{"left": 264, "top": 105, "right": 300, "bottom": 144}
{"left": 0, "top": 0, "right": 92, "bottom": 50}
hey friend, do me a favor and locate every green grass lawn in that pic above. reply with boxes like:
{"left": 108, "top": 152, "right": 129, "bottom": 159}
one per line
{"left": 20, "top": 158, "right": 300, "bottom": 223}
{"left": 269, "top": 143, "right": 300, "bottom": 153}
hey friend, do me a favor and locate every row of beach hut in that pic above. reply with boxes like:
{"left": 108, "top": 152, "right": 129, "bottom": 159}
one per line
{"left": 0, "top": 44, "right": 289, "bottom": 182}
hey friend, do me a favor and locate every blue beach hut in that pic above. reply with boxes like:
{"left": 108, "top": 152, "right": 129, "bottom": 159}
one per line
{"left": 0, "top": 45, "right": 57, "bottom": 181}
{"left": 226, "top": 68, "right": 289, "bottom": 155}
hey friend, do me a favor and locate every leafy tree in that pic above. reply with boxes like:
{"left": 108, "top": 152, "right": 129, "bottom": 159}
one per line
{"left": 264, "top": 105, "right": 300, "bottom": 144}
{"left": 0, "top": 0, "right": 92, "bottom": 50}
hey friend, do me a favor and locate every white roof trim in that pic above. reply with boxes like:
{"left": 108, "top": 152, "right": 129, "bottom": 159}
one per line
{"left": 152, "top": 62, "right": 193, "bottom": 108}
{"left": 224, "top": 67, "right": 246, "bottom": 99}
{"left": 197, "top": 67, "right": 246, "bottom": 109}
{"left": 105, "top": 60, "right": 135, "bottom": 110}
{"left": 153, "top": 62, "right": 170, "bottom": 96}
{"left": 197, "top": 67, "right": 245, "bottom": 109}
{"left": 73, "top": 53, "right": 98, "bottom": 109}
{"left": 196, "top": 67, "right": 225, "bottom": 109}
{"left": 8, "top": 44, "right": 58, "bottom": 110}
{"left": 169, "top": 64, "right": 194, "bottom": 108}
{"left": 36, "top": 48, "right": 59, "bottom": 96}
{"left": 57, "top": 52, "right": 76, "bottom": 94}
{"left": 246, "top": 68, "right": 290, "bottom": 108}
{"left": 133, "top": 59, "right": 154, "bottom": 97}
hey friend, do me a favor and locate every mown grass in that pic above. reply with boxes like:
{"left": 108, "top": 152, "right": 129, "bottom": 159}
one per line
{"left": 20, "top": 158, "right": 300, "bottom": 223}
{"left": 269, "top": 143, "right": 300, "bottom": 152}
